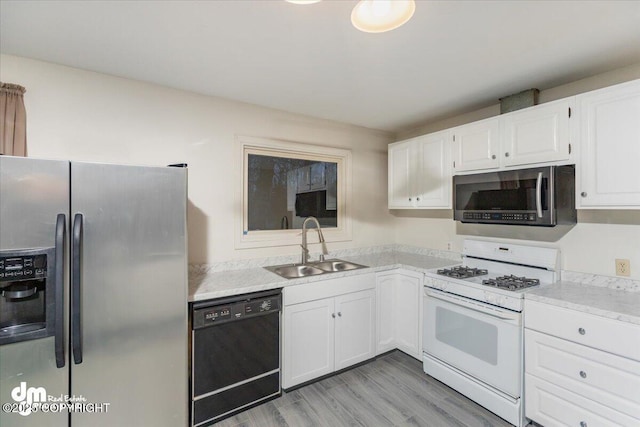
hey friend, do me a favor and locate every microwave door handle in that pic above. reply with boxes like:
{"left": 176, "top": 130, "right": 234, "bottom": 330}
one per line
{"left": 535, "top": 172, "right": 543, "bottom": 218}
{"left": 425, "top": 288, "right": 521, "bottom": 323}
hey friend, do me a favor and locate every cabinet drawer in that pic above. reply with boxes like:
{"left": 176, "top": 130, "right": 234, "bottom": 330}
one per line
{"left": 524, "top": 300, "right": 640, "bottom": 361}
{"left": 525, "top": 374, "right": 639, "bottom": 427}
{"left": 525, "top": 329, "right": 640, "bottom": 418}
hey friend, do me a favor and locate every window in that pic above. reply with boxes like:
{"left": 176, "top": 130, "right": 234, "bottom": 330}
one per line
{"left": 236, "top": 136, "right": 352, "bottom": 249}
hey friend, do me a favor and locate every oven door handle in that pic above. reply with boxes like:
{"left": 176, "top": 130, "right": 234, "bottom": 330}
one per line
{"left": 425, "top": 288, "right": 521, "bottom": 323}
{"left": 535, "top": 171, "right": 543, "bottom": 218}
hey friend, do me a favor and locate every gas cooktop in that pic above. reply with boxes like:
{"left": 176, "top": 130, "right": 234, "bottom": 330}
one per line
{"left": 481, "top": 275, "right": 540, "bottom": 291}
{"left": 436, "top": 266, "right": 488, "bottom": 279}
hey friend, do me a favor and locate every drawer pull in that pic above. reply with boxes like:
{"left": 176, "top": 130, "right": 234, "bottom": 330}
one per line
{"left": 578, "top": 327, "right": 586, "bottom": 335}
{"left": 579, "top": 370, "right": 587, "bottom": 379}
{"left": 580, "top": 422, "right": 587, "bottom": 427}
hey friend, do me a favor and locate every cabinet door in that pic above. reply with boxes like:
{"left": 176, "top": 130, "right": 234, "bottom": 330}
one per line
{"left": 577, "top": 79, "right": 640, "bottom": 208}
{"left": 376, "top": 274, "right": 396, "bottom": 355}
{"left": 334, "top": 290, "right": 376, "bottom": 371}
{"left": 388, "top": 139, "right": 414, "bottom": 208}
{"left": 287, "top": 170, "right": 297, "bottom": 212}
{"left": 415, "top": 131, "right": 452, "bottom": 208}
{"left": 394, "top": 272, "right": 422, "bottom": 359}
{"left": 452, "top": 117, "right": 500, "bottom": 172}
{"left": 296, "top": 166, "right": 311, "bottom": 193}
{"left": 503, "top": 98, "right": 572, "bottom": 167}
{"left": 325, "top": 162, "right": 337, "bottom": 210}
{"left": 283, "top": 298, "right": 334, "bottom": 389}
{"left": 309, "top": 162, "right": 326, "bottom": 190}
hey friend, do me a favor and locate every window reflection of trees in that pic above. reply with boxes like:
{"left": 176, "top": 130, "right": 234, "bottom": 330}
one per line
{"left": 247, "top": 155, "right": 337, "bottom": 231}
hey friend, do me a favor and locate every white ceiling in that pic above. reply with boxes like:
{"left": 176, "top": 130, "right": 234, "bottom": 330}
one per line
{"left": 1, "top": 1, "right": 639, "bottom": 133}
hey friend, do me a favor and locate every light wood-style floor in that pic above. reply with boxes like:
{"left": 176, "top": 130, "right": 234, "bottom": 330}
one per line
{"left": 214, "top": 350, "right": 513, "bottom": 427}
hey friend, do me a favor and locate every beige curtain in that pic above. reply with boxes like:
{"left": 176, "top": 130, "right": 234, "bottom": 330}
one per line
{"left": 0, "top": 82, "right": 27, "bottom": 156}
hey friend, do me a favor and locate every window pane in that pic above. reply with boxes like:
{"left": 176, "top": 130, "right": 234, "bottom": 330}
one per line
{"left": 247, "top": 154, "right": 338, "bottom": 231}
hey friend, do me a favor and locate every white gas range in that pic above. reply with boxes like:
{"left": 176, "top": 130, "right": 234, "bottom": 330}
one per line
{"left": 422, "top": 240, "right": 559, "bottom": 427}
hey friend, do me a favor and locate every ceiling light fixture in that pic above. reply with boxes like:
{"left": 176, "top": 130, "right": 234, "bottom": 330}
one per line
{"left": 351, "top": 0, "right": 416, "bottom": 33}
{"left": 285, "top": 0, "right": 321, "bottom": 4}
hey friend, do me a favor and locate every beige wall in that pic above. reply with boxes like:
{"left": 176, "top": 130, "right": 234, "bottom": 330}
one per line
{"left": 3, "top": 54, "right": 639, "bottom": 279}
{"left": 0, "top": 55, "right": 396, "bottom": 264}
{"left": 393, "top": 63, "right": 640, "bottom": 280}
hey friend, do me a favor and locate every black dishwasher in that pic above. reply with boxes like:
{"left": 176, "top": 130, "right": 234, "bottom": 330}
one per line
{"left": 190, "top": 289, "right": 282, "bottom": 427}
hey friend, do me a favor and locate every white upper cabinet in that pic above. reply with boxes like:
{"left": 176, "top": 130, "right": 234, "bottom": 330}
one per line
{"left": 452, "top": 117, "right": 500, "bottom": 172}
{"left": 388, "top": 138, "right": 413, "bottom": 207}
{"left": 309, "top": 162, "right": 326, "bottom": 190}
{"left": 451, "top": 98, "right": 574, "bottom": 174}
{"left": 296, "top": 165, "right": 311, "bottom": 192}
{"left": 502, "top": 98, "right": 572, "bottom": 167}
{"left": 576, "top": 79, "right": 640, "bottom": 208}
{"left": 388, "top": 130, "right": 452, "bottom": 209}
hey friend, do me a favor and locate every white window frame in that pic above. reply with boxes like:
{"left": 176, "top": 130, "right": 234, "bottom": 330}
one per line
{"left": 235, "top": 135, "right": 352, "bottom": 249}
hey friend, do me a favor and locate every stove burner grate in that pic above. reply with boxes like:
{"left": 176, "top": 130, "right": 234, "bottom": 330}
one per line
{"left": 437, "top": 266, "right": 488, "bottom": 279}
{"left": 482, "top": 275, "right": 540, "bottom": 290}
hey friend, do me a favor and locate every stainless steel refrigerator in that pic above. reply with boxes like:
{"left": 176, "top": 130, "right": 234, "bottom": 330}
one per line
{"left": 0, "top": 156, "right": 188, "bottom": 426}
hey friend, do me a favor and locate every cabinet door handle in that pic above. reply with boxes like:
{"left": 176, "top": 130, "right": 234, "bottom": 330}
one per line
{"left": 578, "top": 327, "right": 586, "bottom": 335}
{"left": 581, "top": 192, "right": 587, "bottom": 198}
{"left": 505, "top": 152, "right": 510, "bottom": 157}
{"left": 338, "top": 312, "right": 342, "bottom": 317}
{"left": 416, "top": 197, "right": 420, "bottom": 202}
{"left": 580, "top": 422, "right": 587, "bottom": 427}
{"left": 579, "top": 371, "right": 587, "bottom": 379}
{"left": 408, "top": 198, "right": 412, "bottom": 202}
{"left": 491, "top": 155, "right": 496, "bottom": 160}
{"left": 332, "top": 313, "right": 336, "bottom": 318}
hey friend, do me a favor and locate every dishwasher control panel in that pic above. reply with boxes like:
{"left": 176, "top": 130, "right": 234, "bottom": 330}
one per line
{"left": 192, "top": 292, "right": 281, "bottom": 329}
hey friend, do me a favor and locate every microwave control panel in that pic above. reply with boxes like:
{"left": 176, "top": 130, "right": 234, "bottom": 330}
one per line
{"left": 462, "top": 212, "right": 537, "bottom": 222}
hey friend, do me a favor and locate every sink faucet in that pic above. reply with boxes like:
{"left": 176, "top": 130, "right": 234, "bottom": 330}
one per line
{"left": 301, "top": 216, "right": 328, "bottom": 264}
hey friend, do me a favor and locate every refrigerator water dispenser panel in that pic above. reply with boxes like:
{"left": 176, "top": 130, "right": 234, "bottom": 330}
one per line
{"left": 0, "top": 247, "right": 56, "bottom": 346}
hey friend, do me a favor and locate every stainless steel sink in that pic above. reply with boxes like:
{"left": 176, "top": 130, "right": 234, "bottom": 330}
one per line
{"left": 310, "top": 259, "right": 367, "bottom": 272}
{"left": 265, "top": 264, "right": 325, "bottom": 279}
{"left": 265, "top": 259, "right": 367, "bottom": 279}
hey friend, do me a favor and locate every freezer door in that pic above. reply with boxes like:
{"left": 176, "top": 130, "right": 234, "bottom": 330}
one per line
{"left": 69, "top": 162, "right": 187, "bottom": 427}
{"left": 0, "top": 156, "right": 69, "bottom": 427}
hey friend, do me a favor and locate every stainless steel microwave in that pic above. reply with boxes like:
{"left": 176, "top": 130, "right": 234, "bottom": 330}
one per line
{"left": 453, "top": 165, "right": 576, "bottom": 226}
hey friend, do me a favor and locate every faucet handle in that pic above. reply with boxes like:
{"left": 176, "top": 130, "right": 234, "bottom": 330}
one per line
{"left": 319, "top": 254, "right": 325, "bottom": 262}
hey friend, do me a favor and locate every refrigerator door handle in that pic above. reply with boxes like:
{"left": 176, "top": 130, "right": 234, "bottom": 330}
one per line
{"left": 72, "top": 213, "right": 84, "bottom": 364}
{"left": 54, "top": 214, "right": 66, "bottom": 368}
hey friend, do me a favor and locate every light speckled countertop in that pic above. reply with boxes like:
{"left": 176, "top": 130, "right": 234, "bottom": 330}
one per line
{"left": 189, "top": 251, "right": 460, "bottom": 302}
{"left": 525, "top": 281, "right": 640, "bottom": 325}
{"left": 189, "top": 246, "right": 640, "bottom": 327}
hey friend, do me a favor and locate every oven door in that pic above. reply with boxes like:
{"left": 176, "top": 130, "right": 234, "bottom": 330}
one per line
{"left": 423, "top": 288, "right": 522, "bottom": 398}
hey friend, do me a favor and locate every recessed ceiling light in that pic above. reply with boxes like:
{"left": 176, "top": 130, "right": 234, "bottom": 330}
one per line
{"left": 285, "top": 0, "right": 321, "bottom": 4}
{"left": 351, "top": 0, "right": 416, "bottom": 33}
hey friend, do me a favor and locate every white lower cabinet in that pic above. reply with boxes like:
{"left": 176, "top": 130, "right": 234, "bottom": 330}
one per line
{"left": 376, "top": 270, "right": 422, "bottom": 360}
{"left": 524, "top": 299, "right": 640, "bottom": 426}
{"left": 283, "top": 298, "right": 335, "bottom": 387}
{"left": 334, "top": 290, "right": 376, "bottom": 370}
{"left": 282, "top": 274, "right": 375, "bottom": 389}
